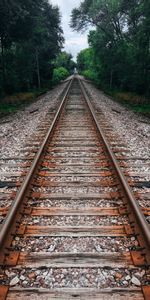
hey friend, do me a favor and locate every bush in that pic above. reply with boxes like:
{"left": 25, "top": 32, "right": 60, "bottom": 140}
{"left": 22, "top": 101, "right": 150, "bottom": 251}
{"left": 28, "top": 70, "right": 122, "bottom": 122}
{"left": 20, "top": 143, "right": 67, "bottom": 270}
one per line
{"left": 52, "top": 67, "right": 69, "bottom": 84}
{"left": 2, "top": 92, "right": 35, "bottom": 104}
{"left": 82, "top": 69, "right": 97, "bottom": 82}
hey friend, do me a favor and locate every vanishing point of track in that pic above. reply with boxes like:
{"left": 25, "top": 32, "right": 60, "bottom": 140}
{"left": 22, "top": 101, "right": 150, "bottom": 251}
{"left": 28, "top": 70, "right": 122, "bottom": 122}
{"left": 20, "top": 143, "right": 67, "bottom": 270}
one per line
{"left": 0, "top": 76, "right": 150, "bottom": 299}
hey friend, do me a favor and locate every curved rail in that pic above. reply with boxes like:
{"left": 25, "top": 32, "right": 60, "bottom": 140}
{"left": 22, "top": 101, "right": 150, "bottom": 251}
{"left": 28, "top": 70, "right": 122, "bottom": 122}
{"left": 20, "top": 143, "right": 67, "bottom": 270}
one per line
{"left": 0, "top": 78, "right": 73, "bottom": 250}
{"left": 78, "top": 78, "right": 150, "bottom": 256}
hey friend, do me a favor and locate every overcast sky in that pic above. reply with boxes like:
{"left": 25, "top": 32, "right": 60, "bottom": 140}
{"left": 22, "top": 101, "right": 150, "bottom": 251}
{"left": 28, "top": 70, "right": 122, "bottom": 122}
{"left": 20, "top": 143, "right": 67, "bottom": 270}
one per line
{"left": 50, "top": 0, "right": 89, "bottom": 60}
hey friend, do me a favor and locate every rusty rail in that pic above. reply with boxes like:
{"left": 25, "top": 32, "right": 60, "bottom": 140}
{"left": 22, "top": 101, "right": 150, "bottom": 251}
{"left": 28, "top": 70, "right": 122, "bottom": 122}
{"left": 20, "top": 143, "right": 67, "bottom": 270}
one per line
{"left": 78, "top": 78, "right": 150, "bottom": 258}
{"left": 0, "top": 78, "right": 73, "bottom": 251}
{"left": 0, "top": 75, "right": 150, "bottom": 266}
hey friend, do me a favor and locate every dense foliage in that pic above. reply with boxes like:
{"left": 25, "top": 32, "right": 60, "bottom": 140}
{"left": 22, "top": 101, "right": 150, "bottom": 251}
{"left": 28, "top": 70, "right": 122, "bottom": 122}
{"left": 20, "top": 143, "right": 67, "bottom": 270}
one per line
{"left": 52, "top": 67, "right": 69, "bottom": 84}
{"left": 54, "top": 51, "right": 76, "bottom": 74}
{"left": 52, "top": 51, "right": 76, "bottom": 84}
{"left": 71, "top": 0, "right": 150, "bottom": 97}
{"left": 76, "top": 48, "right": 96, "bottom": 81}
{"left": 0, "top": 0, "right": 64, "bottom": 96}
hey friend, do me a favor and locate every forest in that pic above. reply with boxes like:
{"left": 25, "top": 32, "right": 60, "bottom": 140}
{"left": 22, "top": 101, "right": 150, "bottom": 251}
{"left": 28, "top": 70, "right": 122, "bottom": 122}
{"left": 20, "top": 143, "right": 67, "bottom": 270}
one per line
{"left": 71, "top": 0, "right": 150, "bottom": 98}
{"left": 0, "top": 0, "right": 75, "bottom": 99}
{"left": 0, "top": 0, "right": 149, "bottom": 105}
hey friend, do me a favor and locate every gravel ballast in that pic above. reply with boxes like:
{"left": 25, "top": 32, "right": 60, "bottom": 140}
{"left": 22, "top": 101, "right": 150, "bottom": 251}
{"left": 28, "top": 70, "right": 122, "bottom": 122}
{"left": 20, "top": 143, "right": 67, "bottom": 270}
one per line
{"left": 0, "top": 81, "right": 69, "bottom": 213}
{"left": 83, "top": 80, "right": 150, "bottom": 160}
{"left": 0, "top": 82, "right": 68, "bottom": 162}
{"left": 82, "top": 79, "right": 150, "bottom": 207}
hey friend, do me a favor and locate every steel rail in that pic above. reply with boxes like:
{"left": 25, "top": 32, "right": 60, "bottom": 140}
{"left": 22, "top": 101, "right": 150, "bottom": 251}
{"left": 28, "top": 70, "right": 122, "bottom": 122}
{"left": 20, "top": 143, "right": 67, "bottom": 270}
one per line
{"left": 78, "top": 78, "right": 150, "bottom": 250}
{"left": 0, "top": 78, "right": 74, "bottom": 250}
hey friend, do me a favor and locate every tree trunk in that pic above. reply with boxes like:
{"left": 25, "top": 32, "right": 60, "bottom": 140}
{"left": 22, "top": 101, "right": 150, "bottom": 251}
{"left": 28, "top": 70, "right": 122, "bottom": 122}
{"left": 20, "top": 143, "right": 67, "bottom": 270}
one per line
{"left": 36, "top": 48, "right": 41, "bottom": 89}
{"left": 110, "top": 69, "right": 113, "bottom": 89}
{"left": 1, "top": 37, "right": 6, "bottom": 90}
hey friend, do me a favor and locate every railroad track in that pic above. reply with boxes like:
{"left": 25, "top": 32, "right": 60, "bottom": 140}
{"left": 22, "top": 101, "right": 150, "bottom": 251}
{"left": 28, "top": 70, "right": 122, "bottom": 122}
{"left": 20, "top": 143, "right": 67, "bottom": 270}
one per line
{"left": 0, "top": 76, "right": 150, "bottom": 299}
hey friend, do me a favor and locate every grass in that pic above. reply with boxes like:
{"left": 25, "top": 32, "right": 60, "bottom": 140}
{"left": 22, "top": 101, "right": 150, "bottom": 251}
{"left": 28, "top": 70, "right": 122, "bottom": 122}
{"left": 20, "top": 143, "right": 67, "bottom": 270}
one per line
{"left": 107, "top": 90, "right": 150, "bottom": 117}
{"left": 130, "top": 103, "right": 150, "bottom": 116}
{"left": 0, "top": 103, "right": 21, "bottom": 114}
{"left": 0, "top": 89, "right": 48, "bottom": 117}
{"left": 82, "top": 75, "right": 150, "bottom": 117}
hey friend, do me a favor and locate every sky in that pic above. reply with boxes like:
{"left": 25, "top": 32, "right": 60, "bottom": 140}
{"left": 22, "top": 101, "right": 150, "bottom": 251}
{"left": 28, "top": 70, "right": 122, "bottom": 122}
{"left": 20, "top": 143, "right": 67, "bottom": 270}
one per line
{"left": 50, "top": 0, "right": 89, "bottom": 60}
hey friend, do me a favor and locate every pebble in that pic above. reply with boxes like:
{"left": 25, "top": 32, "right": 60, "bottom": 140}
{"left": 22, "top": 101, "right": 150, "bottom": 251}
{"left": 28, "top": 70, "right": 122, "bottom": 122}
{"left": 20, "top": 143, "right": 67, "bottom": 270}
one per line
{"left": 0, "top": 81, "right": 68, "bottom": 211}
{"left": 48, "top": 245, "right": 56, "bottom": 252}
{"left": 135, "top": 271, "right": 145, "bottom": 278}
{"left": 94, "top": 245, "right": 102, "bottom": 252}
{"left": 115, "top": 273, "right": 123, "bottom": 280}
{"left": 131, "top": 276, "right": 141, "bottom": 286}
{"left": 24, "top": 215, "right": 128, "bottom": 226}
{"left": 28, "top": 272, "right": 36, "bottom": 279}
{"left": 22, "top": 280, "right": 28, "bottom": 286}
{"left": 1, "top": 78, "right": 149, "bottom": 290}
{"left": 84, "top": 80, "right": 150, "bottom": 208}
{"left": 5, "top": 271, "right": 15, "bottom": 277}
{"left": 125, "top": 275, "right": 131, "bottom": 281}
{"left": 10, "top": 276, "right": 20, "bottom": 286}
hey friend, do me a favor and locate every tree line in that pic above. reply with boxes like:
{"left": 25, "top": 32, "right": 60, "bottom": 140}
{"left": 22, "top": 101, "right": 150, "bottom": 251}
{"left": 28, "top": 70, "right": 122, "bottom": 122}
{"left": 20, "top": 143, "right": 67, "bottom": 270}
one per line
{"left": 0, "top": 0, "right": 75, "bottom": 98}
{"left": 71, "top": 0, "right": 150, "bottom": 97}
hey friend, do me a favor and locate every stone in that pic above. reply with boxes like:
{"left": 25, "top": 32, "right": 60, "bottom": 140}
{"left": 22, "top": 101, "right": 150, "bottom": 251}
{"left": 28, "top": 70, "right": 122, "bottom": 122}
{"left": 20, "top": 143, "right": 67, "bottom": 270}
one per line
{"left": 6, "top": 271, "right": 16, "bottom": 277}
{"left": 140, "top": 270, "right": 145, "bottom": 277}
{"left": 131, "top": 276, "right": 141, "bottom": 286}
{"left": 48, "top": 245, "right": 55, "bottom": 252}
{"left": 115, "top": 273, "right": 123, "bottom": 280}
{"left": 95, "top": 245, "right": 102, "bottom": 252}
{"left": 5, "top": 270, "right": 11, "bottom": 277}
{"left": 28, "top": 272, "right": 36, "bottom": 279}
{"left": 10, "top": 276, "right": 20, "bottom": 286}
{"left": 22, "top": 280, "right": 28, "bottom": 286}
{"left": 125, "top": 275, "right": 131, "bottom": 281}
{"left": 33, "top": 220, "right": 39, "bottom": 224}
{"left": 35, "top": 270, "right": 41, "bottom": 275}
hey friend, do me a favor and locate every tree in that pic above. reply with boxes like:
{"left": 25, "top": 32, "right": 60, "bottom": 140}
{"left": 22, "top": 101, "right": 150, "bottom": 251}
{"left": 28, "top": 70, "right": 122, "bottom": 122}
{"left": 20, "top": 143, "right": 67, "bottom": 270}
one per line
{"left": 54, "top": 51, "right": 76, "bottom": 74}
{"left": 77, "top": 48, "right": 94, "bottom": 72}
{"left": 52, "top": 67, "right": 69, "bottom": 84}
{"left": 0, "top": 0, "right": 64, "bottom": 95}
{"left": 71, "top": 0, "right": 150, "bottom": 96}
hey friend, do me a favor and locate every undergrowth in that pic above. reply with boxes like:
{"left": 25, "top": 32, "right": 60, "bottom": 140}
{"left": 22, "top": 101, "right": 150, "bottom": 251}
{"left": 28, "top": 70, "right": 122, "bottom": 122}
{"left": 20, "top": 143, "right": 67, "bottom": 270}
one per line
{"left": 0, "top": 89, "right": 48, "bottom": 116}
{"left": 105, "top": 90, "right": 150, "bottom": 117}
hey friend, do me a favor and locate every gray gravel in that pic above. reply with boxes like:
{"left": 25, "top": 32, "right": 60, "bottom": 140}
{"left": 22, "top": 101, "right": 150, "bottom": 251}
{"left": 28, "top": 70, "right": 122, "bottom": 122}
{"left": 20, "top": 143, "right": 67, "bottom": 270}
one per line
{"left": 12, "top": 236, "right": 139, "bottom": 253}
{"left": 28, "top": 198, "right": 123, "bottom": 208}
{"left": 0, "top": 81, "right": 69, "bottom": 212}
{"left": 1, "top": 267, "right": 146, "bottom": 288}
{"left": 84, "top": 80, "right": 150, "bottom": 160}
{"left": 82, "top": 79, "right": 150, "bottom": 208}
{"left": 0, "top": 83, "right": 67, "bottom": 161}
{"left": 0, "top": 77, "right": 149, "bottom": 291}
{"left": 22, "top": 215, "right": 128, "bottom": 226}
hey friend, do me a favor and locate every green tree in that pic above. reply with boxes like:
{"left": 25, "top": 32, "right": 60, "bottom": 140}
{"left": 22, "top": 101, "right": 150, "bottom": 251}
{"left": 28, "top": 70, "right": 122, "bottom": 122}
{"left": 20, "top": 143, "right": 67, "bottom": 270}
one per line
{"left": 77, "top": 48, "right": 94, "bottom": 72}
{"left": 52, "top": 67, "right": 69, "bottom": 84}
{"left": 71, "top": 0, "right": 150, "bottom": 96}
{"left": 54, "top": 51, "right": 76, "bottom": 74}
{"left": 0, "top": 0, "right": 64, "bottom": 95}
{"left": 76, "top": 48, "right": 96, "bottom": 81}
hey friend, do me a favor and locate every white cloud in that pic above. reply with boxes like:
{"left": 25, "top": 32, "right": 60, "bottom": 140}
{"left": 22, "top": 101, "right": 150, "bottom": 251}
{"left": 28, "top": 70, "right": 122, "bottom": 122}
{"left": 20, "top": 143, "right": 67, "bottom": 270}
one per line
{"left": 50, "top": 0, "right": 89, "bottom": 60}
